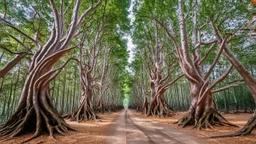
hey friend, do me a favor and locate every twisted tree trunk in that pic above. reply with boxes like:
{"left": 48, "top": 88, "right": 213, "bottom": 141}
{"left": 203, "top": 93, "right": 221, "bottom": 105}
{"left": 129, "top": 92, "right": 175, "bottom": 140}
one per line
{"left": 64, "top": 70, "right": 97, "bottom": 121}
{"left": 171, "top": 0, "right": 236, "bottom": 129}
{"left": 0, "top": 0, "right": 101, "bottom": 142}
{"left": 210, "top": 19, "right": 256, "bottom": 136}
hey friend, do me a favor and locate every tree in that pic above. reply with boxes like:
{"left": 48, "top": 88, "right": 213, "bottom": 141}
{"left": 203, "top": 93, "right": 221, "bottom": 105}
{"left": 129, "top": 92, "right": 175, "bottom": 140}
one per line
{"left": 132, "top": 18, "right": 183, "bottom": 116}
{"left": 0, "top": 0, "right": 102, "bottom": 141}
{"left": 133, "top": 0, "right": 246, "bottom": 129}
{"left": 209, "top": 4, "right": 256, "bottom": 136}
{"left": 64, "top": 0, "right": 129, "bottom": 121}
{"left": 64, "top": 7, "right": 106, "bottom": 121}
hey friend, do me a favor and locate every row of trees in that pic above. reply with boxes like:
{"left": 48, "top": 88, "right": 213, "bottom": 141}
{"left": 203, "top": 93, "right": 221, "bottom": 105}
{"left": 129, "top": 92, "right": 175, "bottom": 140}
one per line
{"left": 0, "top": 0, "right": 130, "bottom": 142}
{"left": 129, "top": 0, "right": 256, "bottom": 137}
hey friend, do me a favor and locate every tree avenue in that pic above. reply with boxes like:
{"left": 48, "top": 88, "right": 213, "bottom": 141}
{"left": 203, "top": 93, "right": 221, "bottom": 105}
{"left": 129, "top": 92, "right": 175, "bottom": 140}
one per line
{"left": 0, "top": 0, "right": 256, "bottom": 143}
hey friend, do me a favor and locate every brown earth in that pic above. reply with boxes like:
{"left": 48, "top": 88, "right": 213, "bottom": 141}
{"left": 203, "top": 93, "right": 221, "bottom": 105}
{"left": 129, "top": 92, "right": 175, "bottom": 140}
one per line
{"left": 0, "top": 110, "right": 255, "bottom": 144}
{"left": 132, "top": 110, "right": 256, "bottom": 144}
{"left": 0, "top": 111, "right": 122, "bottom": 144}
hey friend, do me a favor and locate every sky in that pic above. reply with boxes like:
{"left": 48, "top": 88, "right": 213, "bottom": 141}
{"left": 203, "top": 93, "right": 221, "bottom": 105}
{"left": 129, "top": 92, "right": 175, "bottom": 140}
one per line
{"left": 126, "top": 0, "right": 136, "bottom": 64}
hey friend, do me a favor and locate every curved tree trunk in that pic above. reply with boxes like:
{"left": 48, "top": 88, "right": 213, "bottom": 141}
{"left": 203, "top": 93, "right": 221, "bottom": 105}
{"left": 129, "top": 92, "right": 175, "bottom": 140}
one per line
{"left": 206, "top": 16, "right": 256, "bottom": 136}
{"left": 0, "top": 0, "right": 102, "bottom": 142}
{"left": 64, "top": 70, "right": 97, "bottom": 122}
{"left": 0, "top": 52, "right": 74, "bottom": 141}
{"left": 153, "top": 0, "right": 236, "bottom": 129}
{"left": 147, "top": 94, "right": 173, "bottom": 117}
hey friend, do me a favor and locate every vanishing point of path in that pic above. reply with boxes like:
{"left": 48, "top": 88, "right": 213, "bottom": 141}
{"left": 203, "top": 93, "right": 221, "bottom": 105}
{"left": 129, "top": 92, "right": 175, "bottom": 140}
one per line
{"left": 107, "top": 109, "right": 205, "bottom": 144}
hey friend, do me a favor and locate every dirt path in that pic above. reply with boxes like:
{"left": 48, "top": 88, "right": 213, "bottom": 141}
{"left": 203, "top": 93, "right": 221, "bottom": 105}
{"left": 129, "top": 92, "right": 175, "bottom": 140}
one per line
{"left": 107, "top": 109, "right": 205, "bottom": 144}
{"left": 1, "top": 110, "right": 254, "bottom": 144}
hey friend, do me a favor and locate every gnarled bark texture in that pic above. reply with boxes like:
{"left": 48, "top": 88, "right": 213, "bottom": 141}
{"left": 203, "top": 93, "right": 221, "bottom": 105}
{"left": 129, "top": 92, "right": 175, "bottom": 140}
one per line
{"left": 0, "top": 0, "right": 101, "bottom": 142}
{"left": 64, "top": 70, "right": 98, "bottom": 122}
{"left": 209, "top": 18, "right": 256, "bottom": 137}
{"left": 156, "top": 0, "right": 236, "bottom": 129}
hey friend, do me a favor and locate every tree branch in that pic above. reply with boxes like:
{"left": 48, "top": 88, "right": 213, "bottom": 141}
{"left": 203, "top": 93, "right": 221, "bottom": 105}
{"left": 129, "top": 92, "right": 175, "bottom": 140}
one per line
{"left": 211, "top": 82, "right": 244, "bottom": 94}
{"left": 199, "top": 43, "right": 216, "bottom": 65}
{"left": 204, "top": 36, "right": 228, "bottom": 80}
{"left": 0, "top": 52, "right": 27, "bottom": 78}
{"left": 0, "top": 17, "right": 39, "bottom": 46}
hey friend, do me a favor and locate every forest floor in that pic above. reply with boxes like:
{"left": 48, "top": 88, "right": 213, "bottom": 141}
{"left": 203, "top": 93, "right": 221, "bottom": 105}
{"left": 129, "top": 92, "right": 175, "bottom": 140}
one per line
{"left": 132, "top": 110, "right": 256, "bottom": 144}
{"left": 0, "top": 110, "right": 122, "bottom": 144}
{"left": 0, "top": 109, "right": 255, "bottom": 144}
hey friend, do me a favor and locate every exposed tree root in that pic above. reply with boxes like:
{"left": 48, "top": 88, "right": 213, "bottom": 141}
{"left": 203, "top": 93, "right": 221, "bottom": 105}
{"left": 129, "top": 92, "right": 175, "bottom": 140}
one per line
{"left": 175, "top": 108, "right": 237, "bottom": 129}
{"left": 174, "top": 110, "right": 194, "bottom": 128}
{"left": 194, "top": 108, "right": 238, "bottom": 130}
{"left": 0, "top": 104, "right": 73, "bottom": 143}
{"left": 145, "top": 98, "right": 175, "bottom": 117}
{"left": 63, "top": 98, "right": 98, "bottom": 122}
{"left": 210, "top": 112, "right": 256, "bottom": 138}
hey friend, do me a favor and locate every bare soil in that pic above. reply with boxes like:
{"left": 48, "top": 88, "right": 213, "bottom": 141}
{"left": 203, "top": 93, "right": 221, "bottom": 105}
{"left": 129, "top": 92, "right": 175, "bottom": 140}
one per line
{"left": 1, "top": 110, "right": 255, "bottom": 144}
{"left": 107, "top": 109, "right": 205, "bottom": 144}
{"left": 132, "top": 110, "right": 256, "bottom": 144}
{"left": 0, "top": 111, "right": 122, "bottom": 144}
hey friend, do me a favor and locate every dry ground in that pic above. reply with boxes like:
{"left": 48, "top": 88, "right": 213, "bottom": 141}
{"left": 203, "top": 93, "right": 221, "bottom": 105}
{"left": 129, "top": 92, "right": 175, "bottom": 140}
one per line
{"left": 132, "top": 110, "right": 256, "bottom": 144}
{"left": 0, "top": 111, "right": 122, "bottom": 144}
{"left": 0, "top": 110, "right": 255, "bottom": 144}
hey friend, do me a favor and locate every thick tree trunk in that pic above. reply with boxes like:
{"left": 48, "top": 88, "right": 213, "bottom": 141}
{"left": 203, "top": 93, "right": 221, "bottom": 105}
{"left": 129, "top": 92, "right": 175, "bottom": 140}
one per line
{"left": 0, "top": 58, "right": 73, "bottom": 142}
{"left": 173, "top": 0, "right": 236, "bottom": 129}
{"left": 0, "top": 0, "right": 102, "bottom": 141}
{"left": 207, "top": 16, "right": 256, "bottom": 136}
{"left": 64, "top": 86, "right": 97, "bottom": 121}
{"left": 64, "top": 70, "right": 97, "bottom": 121}
{"left": 175, "top": 81, "right": 235, "bottom": 129}
{"left": 146, "top": 93, "right": 174, "bottom": 117}
{"left": 211, "top": 46, "right": 256, "bottom": 137}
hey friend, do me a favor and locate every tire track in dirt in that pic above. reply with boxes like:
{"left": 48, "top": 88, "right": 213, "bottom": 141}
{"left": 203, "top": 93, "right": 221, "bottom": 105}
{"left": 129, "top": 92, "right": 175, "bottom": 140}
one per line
{"left": 107, "top": 109, "right": 205, "bottom": 144}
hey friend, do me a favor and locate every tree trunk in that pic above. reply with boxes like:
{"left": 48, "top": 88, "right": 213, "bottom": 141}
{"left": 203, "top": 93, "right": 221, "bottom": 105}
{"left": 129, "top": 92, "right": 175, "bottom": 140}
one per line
{"left": 211, "top": 46, "right": 256, "bottom": 137}
{"left": 64, "top": 71, "right": 97, "bottom": 121}
{"left": 0, "top": 0, "right": 102, "bottom": 141}
{"left": 171, "top": 0, "right": 236, "bottom": 129}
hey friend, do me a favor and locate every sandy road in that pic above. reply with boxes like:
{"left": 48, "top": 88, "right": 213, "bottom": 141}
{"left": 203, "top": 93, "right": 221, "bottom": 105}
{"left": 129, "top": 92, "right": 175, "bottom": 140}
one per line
{"left": 107, "top": 109, "right": 205, "bottom": 144}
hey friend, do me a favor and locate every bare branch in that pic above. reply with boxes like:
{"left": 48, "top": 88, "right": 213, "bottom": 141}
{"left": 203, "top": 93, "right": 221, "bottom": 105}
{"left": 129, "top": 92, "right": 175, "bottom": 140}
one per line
{"left": 155, "top": 74, "right": 185, "bottom": 98}
{"left": 211, "top": 82, "right": 244, "bottom": 94}
{"left": 197, "top": 65, "right": 233, "bottom": 105}
{"left": 209, "top": 18, "right": 222, "bottom": 43}
{"left": 0, "top": 45, "right": 23, "bottom": 55}
{"left": 210, "top": 64, "right": 233, "bottom": 91}
{"left": 0, "top": 17, "right": 39, "bottom": 46}
{"left": 153, "top": 17, "right": 179, "bottom": 50}
{"left": 204, "top": 36, "right": 228, "bottom": 80}
{"left": 8, "top": 34, "right": 33, "bottom": 53}
{"left": 0, "top": 52, "right": 27, "bottom": 78}
{"left": 200, "top": 40, "right": 217, "bottom": 46}
{"left": 76, "top": 0, "right": 102, "bottom": 27}
{"left": 199, "top": 43, "right": 216, "bottom": 65}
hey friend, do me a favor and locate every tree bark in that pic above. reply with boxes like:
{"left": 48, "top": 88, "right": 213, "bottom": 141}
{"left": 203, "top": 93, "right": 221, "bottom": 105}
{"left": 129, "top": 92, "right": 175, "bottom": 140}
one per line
{"left": 209, "top": 15, "right": 256, "bottom": 136}
{"left": 0, "top": 0, "right": 102, "bottom": 142}
{"left": 171, "top": 0, "right": 236, "bottom": 129}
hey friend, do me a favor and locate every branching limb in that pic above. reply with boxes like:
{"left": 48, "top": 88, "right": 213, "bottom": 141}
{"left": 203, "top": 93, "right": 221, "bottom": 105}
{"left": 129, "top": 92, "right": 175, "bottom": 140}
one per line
{"left": 211, "top": 82, "right": 244, "bottom": 94}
